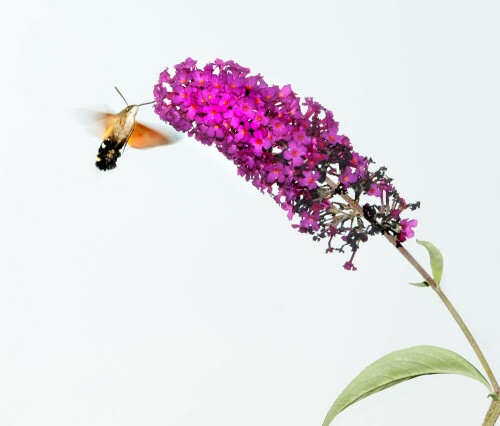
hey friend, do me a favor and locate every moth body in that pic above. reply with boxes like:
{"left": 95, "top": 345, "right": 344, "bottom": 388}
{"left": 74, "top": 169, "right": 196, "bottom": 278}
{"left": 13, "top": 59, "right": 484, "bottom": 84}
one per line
{"left": 96, "top": 105, "right": 139, "bottom": 171}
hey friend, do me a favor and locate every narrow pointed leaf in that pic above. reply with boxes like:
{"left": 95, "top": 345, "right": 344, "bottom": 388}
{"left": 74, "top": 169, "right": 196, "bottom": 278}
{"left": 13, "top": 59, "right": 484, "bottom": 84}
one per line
{"left": 409, "top": 281, "right": 430, "bottom": 287}
{"left": 416, "top": 240, "right": 444, "bottom": 285}
{"left": 323, "top": 346, "right": 490, "bottom": 426}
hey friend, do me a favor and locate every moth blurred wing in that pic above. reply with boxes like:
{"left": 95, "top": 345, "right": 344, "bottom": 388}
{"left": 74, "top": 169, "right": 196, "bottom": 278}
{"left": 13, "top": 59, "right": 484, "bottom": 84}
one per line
{"left": 96, "top": 112, "right": 118, "bottom": 139}
{"left": 128, "top": 122, "right": 172, "bottom": 149}
{"left": 75, "top": 110, "right": 117, "bottom": 139}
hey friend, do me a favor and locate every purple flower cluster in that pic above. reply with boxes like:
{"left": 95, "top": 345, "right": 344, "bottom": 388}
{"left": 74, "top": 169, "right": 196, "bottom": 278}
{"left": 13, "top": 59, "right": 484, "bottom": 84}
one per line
{"left": 154, "top": 58, "right": 419, "bottom": 269}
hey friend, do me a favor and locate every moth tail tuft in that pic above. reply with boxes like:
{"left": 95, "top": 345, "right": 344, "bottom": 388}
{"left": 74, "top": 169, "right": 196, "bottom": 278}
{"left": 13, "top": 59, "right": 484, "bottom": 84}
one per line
{"left": 95, "top": 138, "right": 122, "bottom": 171}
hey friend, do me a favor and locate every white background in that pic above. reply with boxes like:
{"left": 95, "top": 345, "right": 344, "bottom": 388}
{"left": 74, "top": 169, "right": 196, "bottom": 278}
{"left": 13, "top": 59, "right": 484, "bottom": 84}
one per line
{"left": 1, "top": 0, "right": 499, "bottom": 425}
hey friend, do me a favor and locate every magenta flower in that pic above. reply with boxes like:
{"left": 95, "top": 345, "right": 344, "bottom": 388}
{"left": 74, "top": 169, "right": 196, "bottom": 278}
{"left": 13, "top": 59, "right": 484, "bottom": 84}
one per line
{"left": 249, "top": 129, "right": 271, "bottom": 157}
{"left": 205, "top": 124, "right": 224, "bottom": 139}
{"left": 234, "top": 99, "right": 256, "bottom": 120}
{"left": 343, "top": 261, "right": 358, "bottom": 271}
{"left": 397, "top": 219, "right": 418, "bottom": 243}
{"left": 172, "top": 85, "right": 192, "bottom": 107}
{"left": 191, "top": 69, "right": 213, "bottom": 87}
{"left": 339, "top": 167, "right": 358, "bottom": 188}
{"left": 251, "top": 109, "right": 271, "bottom": 130}
{"left": 154, "top": 58, "right": 419, "bottom": 270}
{"left": 201, "top": 87, "right": 220, "bottom": 105}
{"left": 299, "top": 210, "right": 320, "bottom": 231}
{"left": 219, "top": 93, "right": 237, "bottom": 110}
{"left": 270, "top": 118, "right": 290, "bottom": 137}
{"left": 265, "top": 162, "right": 286, "bottom": 184}
{"left": 262, "top": 86, "right": 279, "bottom": 102}
{"left": 222, "top": 109, "right": 241, "bottom": 129}
{"left": 234, "top": 123, "right": 250, "bottom": 143}
{"left": 298, "top": 171, "right": 320, "bottom": 189}
{"left": 367, "top": 183, "right": 382, "bottom": 197}
{"left": 278, "top": 84, "right": 293, "bottom": 100}
{"left": 202, "top": 104, "right": 223, "bottom": 126}
{"left": 283, "top": 141, "right": 307, "bottom": 167}
{"left": 293, "top": 130, "right": 311, "bottom": 145}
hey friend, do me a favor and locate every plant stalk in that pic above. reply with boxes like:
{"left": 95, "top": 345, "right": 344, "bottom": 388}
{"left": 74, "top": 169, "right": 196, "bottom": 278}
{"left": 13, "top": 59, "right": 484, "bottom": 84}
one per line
{"left": 325, "top": 177, "right": 500, "bottom": 424}
{"left": 483, "top": 399, "right": 500, "bottom": 426}
{"left": 383, "top": 235, "right": 499, "bottom": 393}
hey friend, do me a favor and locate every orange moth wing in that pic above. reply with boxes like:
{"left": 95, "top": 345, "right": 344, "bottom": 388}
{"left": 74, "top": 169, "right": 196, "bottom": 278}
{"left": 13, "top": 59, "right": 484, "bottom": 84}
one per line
{"left": 128, "top": 122, "right": 172, "bottom": 149}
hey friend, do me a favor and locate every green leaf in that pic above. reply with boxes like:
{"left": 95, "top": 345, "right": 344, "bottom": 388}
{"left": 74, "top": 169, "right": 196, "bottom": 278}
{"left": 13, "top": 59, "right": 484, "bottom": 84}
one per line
{"left": 416, "top": 239, "right": 444, "bottom": 286}
{"left": 323, "top": 346, "right": 491, "bottom": 426}
{"left": 409, "top": 281, "right": 430, "bottom": 287}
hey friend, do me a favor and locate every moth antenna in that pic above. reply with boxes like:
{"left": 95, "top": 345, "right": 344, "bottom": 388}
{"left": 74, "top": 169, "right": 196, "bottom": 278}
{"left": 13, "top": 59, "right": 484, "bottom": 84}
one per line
{"left": 115, "top": 86, "right": 128, "bottom": 105}
{"left": 137, "top": 101, "right": 155, "bottom": 107}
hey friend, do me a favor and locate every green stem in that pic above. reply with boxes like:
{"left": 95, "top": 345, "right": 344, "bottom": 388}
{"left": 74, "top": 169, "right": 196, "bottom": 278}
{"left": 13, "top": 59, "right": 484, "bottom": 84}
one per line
{"left": 386, "top": 237, "right": 499, "bottom": 394}
{"left": 394, "top": 242, "right": 500, "bottom": 426}
{"left": 435, "top": 287, "right": 499, "bottom": 393}
{"left": 483, "top": 399, "right": 500, "bottom": 426}
{"left": 325, "top": 178, "right": 500, "bottom": 423}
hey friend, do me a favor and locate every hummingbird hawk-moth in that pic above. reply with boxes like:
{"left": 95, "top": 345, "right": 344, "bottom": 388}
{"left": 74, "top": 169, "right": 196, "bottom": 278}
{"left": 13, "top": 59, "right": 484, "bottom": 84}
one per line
{"left": 94, "top": 87, "right": 172, "bottom": 171}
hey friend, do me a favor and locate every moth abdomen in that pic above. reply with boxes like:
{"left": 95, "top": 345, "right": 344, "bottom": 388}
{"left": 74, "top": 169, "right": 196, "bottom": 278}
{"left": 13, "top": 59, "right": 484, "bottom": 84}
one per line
{"left": 95, "top": 138, "right": 123, "bottom": 171}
